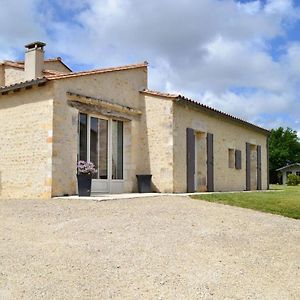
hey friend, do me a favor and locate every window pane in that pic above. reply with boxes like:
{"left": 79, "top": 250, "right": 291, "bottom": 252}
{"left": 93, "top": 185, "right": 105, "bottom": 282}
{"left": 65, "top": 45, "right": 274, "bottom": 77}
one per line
{"left": 98, "top": 119, "right": 108, "bottom": 179}
{"left": 112, "top": 120, "right": 123, "bottom": 180}
{"left": 79, "top": 113, "right": 87, "bottom": 161}
{"left": 90, "top": 117, "right": 99, "bottom": 179}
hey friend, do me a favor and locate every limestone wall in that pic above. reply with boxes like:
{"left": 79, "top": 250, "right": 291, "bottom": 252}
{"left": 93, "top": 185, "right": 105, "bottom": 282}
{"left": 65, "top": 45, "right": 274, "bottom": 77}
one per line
{"left": 0, "top": 85, "right": 53, "bottom": 199}
{"left": 141, "top": 95, "right": 174, "bottom": 192}
{"left": 51, "top": 67, "right": 147, "bottom": 196}
{"left": 173, "top": 103, "right": 268, "bottom": 192}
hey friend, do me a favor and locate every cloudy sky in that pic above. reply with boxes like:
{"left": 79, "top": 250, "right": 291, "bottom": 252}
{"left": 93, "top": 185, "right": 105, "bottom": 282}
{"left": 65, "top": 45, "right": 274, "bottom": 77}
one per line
{"left": 1, "top": 0, "right": 300, "bottom": 132}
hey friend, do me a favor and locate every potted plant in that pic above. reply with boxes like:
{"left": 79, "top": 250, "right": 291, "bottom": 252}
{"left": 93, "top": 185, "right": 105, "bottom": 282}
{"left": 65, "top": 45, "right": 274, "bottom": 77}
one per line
{"left": 77, "top": 160, "right": 97, "bottom": 196}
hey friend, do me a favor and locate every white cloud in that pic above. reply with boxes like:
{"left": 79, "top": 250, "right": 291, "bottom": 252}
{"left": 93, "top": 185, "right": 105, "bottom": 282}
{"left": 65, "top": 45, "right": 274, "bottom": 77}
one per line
{"left": 0, "top": 0, "right": 45, "bottom": 59}
{"left": 238, "top": 1, "right": 261, "bottom": 14}
{"left": 0, "top": 0, "right": 299, "bottom": 132}
{"left": 265, "top": 0, "right": 295, "bottom": 16}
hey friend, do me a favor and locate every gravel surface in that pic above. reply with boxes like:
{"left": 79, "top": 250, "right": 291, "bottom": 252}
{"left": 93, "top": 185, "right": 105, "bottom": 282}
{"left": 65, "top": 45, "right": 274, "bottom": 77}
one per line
{"left": 0, "top": 196, "right": 299, "bottom": 299}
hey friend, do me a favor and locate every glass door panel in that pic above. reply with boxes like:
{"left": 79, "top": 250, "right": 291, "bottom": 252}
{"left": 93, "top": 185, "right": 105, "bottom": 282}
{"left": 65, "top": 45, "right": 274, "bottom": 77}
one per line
{"left": 98, "top": 119, "right": 108, "bottom": 179}
{"left": 90, "top": 117, "right": 99, "bottom": 179}
{"left": 90, "top": 117, "right": 108, "bottom": 180}
{"left": 112, "top": 120, "right": 123, "bottom": 180}
{"left": 79, "top": 113, "right": 87, "bottom": 161}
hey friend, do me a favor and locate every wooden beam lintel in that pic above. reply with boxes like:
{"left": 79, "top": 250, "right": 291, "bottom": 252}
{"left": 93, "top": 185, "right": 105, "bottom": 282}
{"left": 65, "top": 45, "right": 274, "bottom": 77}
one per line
{"left": 68, "top": 100, "right": 134, "bottom": 121}
{"left": 67, "top": 92, "right": 142, "bottom": 116}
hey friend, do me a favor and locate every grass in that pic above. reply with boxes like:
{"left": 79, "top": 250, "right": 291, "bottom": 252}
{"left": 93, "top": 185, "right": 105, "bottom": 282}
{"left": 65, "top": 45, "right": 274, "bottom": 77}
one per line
{"left": 191, "top": 185, "right": 300, "bottom": 219}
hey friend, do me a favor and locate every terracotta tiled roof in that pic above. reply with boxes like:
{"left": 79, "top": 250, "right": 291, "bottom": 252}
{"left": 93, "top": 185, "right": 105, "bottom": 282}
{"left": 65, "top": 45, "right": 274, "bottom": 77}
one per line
{"left": 46, "top": 62, "right": 148, "bottom": 80}
{"left": 0, "top": 78, "right": 47, "bottom": 94}
{"left": 140, "top": 89, "right": 270, "bottom": 135}
{"left": 0, "top": 61, "right": 24, "bottom": 69}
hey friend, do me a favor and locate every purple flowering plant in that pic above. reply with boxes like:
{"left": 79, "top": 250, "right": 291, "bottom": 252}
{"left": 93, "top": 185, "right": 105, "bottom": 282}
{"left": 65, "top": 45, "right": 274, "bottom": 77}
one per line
{"left": 77, "top": 160, "right": 97, "bottom": 175}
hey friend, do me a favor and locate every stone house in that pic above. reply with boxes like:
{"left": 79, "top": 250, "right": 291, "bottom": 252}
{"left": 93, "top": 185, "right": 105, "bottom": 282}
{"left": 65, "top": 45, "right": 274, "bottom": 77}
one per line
{"left": 0, "top": 42, "right": 270, "bottom": 199}
{"left": 276, "top": 163, "right": 300, "bottom": 184}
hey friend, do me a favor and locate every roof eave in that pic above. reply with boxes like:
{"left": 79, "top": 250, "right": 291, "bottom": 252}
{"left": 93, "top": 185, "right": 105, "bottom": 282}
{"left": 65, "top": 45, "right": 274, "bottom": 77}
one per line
{"left": 0, "top": 78, "right": 48, "bottom": 95}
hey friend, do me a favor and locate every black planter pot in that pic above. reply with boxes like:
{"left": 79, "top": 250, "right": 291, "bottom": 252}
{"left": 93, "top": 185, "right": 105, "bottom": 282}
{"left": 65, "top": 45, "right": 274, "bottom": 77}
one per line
{"left": 136, "top": 174, "right": 152, "bottom": 193}
{"left": 77, "top": 174, "right": 92, "bottom": 196}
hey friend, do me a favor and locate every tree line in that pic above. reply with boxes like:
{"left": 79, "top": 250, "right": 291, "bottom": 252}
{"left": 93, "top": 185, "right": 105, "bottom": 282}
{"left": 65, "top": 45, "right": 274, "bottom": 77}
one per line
{"left": 269, "top": 127, "right": 300, "bottom": 183}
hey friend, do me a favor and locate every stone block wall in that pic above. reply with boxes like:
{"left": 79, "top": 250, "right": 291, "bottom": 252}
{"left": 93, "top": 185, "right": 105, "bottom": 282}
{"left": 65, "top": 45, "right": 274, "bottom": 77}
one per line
{"left": 173, "top": 103, "right": 268, "bottom": 192}
{"left": 142, "top": 95, "right": 174, "bottom": 192}
{"left": 51, "top": 68, "right": 147, "bottom": 196}
{"left": 0, "top": 85, "right": 53, "bottom": 199}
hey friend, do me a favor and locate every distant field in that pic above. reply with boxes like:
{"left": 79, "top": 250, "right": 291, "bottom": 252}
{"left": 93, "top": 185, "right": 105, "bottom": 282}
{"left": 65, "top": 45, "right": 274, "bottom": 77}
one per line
{"left": 191, "top": 185, "right": 300, "bottom": 219}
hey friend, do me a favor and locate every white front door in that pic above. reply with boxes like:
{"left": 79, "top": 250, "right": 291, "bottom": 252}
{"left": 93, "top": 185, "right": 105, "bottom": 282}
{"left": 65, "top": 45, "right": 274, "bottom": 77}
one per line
{"left": 78, "top": 113, "right": 124, "bottom": 194}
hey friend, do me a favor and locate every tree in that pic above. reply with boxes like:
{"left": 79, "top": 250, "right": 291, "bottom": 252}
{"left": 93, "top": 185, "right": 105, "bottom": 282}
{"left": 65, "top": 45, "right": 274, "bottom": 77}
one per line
{"left": 269, "top": 127, "right": 300, "bottom": 183}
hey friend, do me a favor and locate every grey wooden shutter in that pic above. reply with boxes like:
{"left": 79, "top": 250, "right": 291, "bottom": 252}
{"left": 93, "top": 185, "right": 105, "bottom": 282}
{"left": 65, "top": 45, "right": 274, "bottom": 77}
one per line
{"left": 257, "top": 145, "right": 262, "bottom": 190}
{"left": 207, "top": 133, "right": 214, "bottom": 192}
{"left": 235, "top": 150, "right": 242, "bottom": 170}
{"left": 246, "top": 143, "right": 251, "bottom": 191}
{"left": 186, "top": 128, "right": 195, "bottom": 193}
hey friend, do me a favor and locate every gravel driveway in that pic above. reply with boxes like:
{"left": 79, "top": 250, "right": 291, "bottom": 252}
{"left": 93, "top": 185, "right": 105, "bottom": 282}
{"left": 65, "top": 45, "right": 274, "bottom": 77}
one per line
{"left": 0, "top": 196, "right": 299, "bottom": 299}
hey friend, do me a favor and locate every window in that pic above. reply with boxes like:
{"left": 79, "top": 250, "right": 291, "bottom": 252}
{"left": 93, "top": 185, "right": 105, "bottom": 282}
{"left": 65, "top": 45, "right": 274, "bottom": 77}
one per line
{"left": 296, "top": 172, "right": 300, "bottom": 176}
{"left": 228, "top": 148, "right": 242, "bottom": 169}
{"left": 228, "top": 149, "right": 234, "bottom": 168}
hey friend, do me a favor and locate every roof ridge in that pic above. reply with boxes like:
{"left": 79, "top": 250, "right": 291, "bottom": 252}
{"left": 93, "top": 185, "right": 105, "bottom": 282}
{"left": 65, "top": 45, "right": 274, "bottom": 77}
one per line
{"left": 46, "top": 62, "right": 148, "bottom": 80}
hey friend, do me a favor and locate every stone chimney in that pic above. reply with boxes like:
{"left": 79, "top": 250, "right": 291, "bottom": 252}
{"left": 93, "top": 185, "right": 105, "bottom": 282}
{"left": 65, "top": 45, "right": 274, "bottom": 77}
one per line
{"left": 24, "top": 41, "right": 46, "bottom": 81}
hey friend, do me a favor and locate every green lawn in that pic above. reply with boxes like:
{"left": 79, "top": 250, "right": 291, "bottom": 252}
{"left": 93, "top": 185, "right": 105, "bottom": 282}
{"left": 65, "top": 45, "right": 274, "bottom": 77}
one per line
{"left": 191, "top": 185, "right": 300, "bottom": 219}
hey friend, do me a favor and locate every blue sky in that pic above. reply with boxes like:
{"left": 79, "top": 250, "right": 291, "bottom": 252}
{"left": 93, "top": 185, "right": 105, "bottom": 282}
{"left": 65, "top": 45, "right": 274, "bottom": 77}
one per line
{"left": 1, "top": 0, "right": 300, "bottom": 134}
